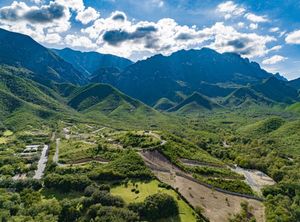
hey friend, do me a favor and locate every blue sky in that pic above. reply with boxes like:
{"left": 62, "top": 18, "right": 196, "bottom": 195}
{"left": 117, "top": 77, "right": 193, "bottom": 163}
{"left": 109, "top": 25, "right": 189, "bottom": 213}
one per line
{"left": 0, "top": 0, "right": 299, "bottom": 80}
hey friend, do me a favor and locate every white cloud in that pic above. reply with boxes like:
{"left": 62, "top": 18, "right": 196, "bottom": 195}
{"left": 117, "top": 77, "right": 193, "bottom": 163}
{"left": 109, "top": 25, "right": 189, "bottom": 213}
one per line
{"left": 0, "top": 1, "right": 71, "bottom": 44}
{"left": 269, "top": 27, "right": 279, "bottom": 32}
{"left": 285, "top": 30, "right": 300, "bottom": 44}
{"left": 217, "top": 1, "right": 245, "bottom": 19}
{"left": 0, "top": 0, "right": 102, "bottom": 46}
{"left": 0, "top": 1, "right": 278, "bottom": 61}
{"left": 237, "top": 22, "right": 245, "bottom": 28}
{"left": 249, "top": 23, "right": 258, "bottom": 30}
{"left": 262, "top": 55, "right": 287, "bottom": 65}
{"left": 245, "top": 13, "right": 268, "bottom": 22}
{"left": 65, "top": 34, "right": 97, "bottom": 49}
{"left": 80, "top": 8, "right": 276, "bottom": 59}
{"left": 44, "top": 33, "right": 62, "bottom": 44}
{"left": 31, "top": 0, "right": 42, "bottom": 4}
{"left": 264, "top": 45, "right": 282, "bottom": 55}
{"left": 55, "top": 0, "right": 84, "bottom": 12}
{"left": 76, "top": 7, "right": 100, "bottom": 24}
{"left": 202, "top": 22, "right": 275, "bottom": 58}
{"left": 152, "top": 0, "right": 164, "bottom": 8}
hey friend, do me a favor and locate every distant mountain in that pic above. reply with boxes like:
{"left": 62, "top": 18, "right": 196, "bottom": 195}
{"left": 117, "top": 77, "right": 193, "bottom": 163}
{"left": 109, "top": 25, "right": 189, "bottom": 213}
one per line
{"left": 169, "top": 92, "right": 221, "bottom": 113}
{"left": 223, "top": 87, "right": 273, "bottom": 107}
{"left": 223, "top": 77, "right": 299, "bottom": 107}
{"left": 274, "top": 73, "right": 288, "bottom": 82}
{"left": 109, "top": 48, "right": 272, "bottom": 105}
{"left": 0, "top": 28, "right": 86, "bottom": 86}
{"left": 253, "top": 77, "right": 299, "bottom": 104}
{"left": 90, "top": 67, "right": 121, "bottom": 86}
{"left": 288, "top": 77, "right": 300, "bottom": 90}
{"left": 53, "top": 48, "right": 133, "bottom": 77}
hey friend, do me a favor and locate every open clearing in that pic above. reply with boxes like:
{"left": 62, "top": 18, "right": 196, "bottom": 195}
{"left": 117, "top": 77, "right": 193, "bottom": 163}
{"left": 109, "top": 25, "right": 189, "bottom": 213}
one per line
{"left": 231, "top": 166, "right": 276, "bottom": 195}
{"left": 111, "top": 180, "right": 198, "bottom": 222}
{"left": 140, "top": 150, "right": 265, "bottom": 222}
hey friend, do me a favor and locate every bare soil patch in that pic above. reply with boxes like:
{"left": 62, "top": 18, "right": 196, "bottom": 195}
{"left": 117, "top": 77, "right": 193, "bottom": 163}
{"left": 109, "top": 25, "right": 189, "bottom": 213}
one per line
{"left": 140, "top": 150, "right": 265, "bottom": 222}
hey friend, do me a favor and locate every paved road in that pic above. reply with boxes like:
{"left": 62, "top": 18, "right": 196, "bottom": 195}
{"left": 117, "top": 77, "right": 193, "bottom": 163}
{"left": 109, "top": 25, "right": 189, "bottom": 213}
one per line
{"left": 53, "top": 138, "right": 62, "bottom": 166}
{"left": 33, "top": 145, "right": 49, "bottom": 179}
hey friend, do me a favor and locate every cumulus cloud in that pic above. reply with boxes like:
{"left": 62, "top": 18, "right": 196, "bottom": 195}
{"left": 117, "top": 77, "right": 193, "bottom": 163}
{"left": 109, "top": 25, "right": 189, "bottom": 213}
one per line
{"left": 0, "top": 1, "right": 66, "bottom": 23}
{"left": 245, "top": 13, "right": 268, "bottom": 23}
{"left": 237, "top": 22, "right": 245, "bottom": 28}
{"left": 111, "top": 11, "right": 127, "bottom": 22}
{"left": 285, "top": 30, "right": 300, "bottom": 44}
{"left": 202, "top": 22, "right": 275, "bottom": 58}
{"left": 249, "top": 23, "right": 258, "bottom": 30}
{"left": 269, "top": 27, "right": 280, "bottom": 32}
{"left": 24, "top": 2, "right": 65, "bottom": 23}
{"left": 217, "top": 1, "right": 245, "bottom": 19}
{"left": 103, "top": 26, "right": 158, "bottom": 46}
{"left": 55, "top": 0, "right": 84, "bottom": 12}
{"left": 0, "top": 1, "right": 71, "bottom": 44}
{"left": 81, "top": 12, "right": 276, "bottom": 59}
{"left": 44, "top": 33, "right": 62, "bottom": 44}
{"left": 65, "top": 34, "right": 97, "bottom": 49}
{"left": 76, "top": 6, "right": 100, "bottom": 24}
{"left": 262, "top": 55, "right": 287, "bottom": 65}
{"left": 0, "top": 1, "right": 278, "bottom": 61}
{"left": 81, "top": 15, "right": 211, "bottom": 57}
{"left": 0, "top": 0, "right": 101, "bottom": 46}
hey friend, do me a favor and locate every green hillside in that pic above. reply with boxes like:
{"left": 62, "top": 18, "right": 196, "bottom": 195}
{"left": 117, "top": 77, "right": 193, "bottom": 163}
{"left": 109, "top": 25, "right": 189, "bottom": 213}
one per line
{"left": 153, "top": 98, "right": 176, "bottom": 111}
{"left": 169, "top": 92, "right": 221, "bottom": 113}
{"left": 286, "top": 102, "right": 300, "bottom": 113}
{"left": 0, "top": 67, "right": 80, "bottom": 129}
{"left": 68, "top": 83, "right": 140, "bottom": 111}
{"left": 238, "top": 117, "right": 285, "bottom": 136}
{"left": 223, "top": 87, "right": 273, "bottom": 107}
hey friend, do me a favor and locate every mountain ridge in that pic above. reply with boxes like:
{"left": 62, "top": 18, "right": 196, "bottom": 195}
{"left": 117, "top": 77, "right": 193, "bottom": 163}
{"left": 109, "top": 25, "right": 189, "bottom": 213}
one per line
{"left": 53, "top": 48, "right": 133, "bottom": 77}
{"left": 0, "top": 28, "right": 87, "bottom": 86}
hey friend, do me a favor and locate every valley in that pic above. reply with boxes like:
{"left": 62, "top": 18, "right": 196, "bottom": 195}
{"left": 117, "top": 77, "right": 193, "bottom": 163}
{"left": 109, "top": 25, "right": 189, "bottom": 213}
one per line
{"left": 0, "top": 27, "right": 299, "bottom": 222}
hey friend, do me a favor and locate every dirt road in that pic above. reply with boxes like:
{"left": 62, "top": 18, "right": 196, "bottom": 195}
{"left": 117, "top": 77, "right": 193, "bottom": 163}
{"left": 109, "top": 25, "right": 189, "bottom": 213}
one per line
{"left": 140, "top": 150, "right": 265, "bottom": 222}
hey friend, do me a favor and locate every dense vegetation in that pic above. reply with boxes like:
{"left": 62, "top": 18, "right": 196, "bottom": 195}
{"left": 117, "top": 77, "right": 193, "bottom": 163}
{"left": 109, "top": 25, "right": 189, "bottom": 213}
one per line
{"left": 0, "top": 27, "right": 300, "bottom": 222}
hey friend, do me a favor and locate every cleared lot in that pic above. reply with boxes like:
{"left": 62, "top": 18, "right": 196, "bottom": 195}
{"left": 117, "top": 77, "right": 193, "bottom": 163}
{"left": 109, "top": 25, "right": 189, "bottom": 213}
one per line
{"left": 140, "top": 150, "right": 265, "bottom": 222}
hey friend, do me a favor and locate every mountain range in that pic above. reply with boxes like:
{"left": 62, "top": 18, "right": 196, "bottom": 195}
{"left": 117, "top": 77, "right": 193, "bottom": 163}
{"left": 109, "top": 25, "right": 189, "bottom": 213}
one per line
{"left": 53, "top": 48, "right": 133, "bottom": 77}
{"left": 0, "top": 27, "right": 299, "bottom": 120}
{"left": 90, "top": 48, "right": 289, "bottom": 105}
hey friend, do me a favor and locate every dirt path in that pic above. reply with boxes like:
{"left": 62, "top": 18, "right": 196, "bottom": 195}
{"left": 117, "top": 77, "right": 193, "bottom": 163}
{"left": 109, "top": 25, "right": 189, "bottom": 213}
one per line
{"left": 180, "top": 158, "right": 224, "bottom": 168}
{"left": 140, "top": 150, "right": 265, "bottom": 222}
{"left": 53, "top": 138, "right": 61, "bottom": 166}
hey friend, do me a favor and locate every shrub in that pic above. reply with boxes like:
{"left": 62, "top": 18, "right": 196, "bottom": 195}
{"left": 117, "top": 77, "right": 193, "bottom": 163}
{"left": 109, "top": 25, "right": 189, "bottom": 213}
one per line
{"left": 129, "top": 193, "right": 179, "bottom": 221}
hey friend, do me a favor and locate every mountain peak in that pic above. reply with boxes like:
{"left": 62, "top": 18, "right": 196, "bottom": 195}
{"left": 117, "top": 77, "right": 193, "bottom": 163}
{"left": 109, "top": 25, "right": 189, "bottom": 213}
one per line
{"left": 53, "top": 47, "right": 133, "bottom": 77}
{"left": 0, "top": 28, "right": 87, "bottom": 86}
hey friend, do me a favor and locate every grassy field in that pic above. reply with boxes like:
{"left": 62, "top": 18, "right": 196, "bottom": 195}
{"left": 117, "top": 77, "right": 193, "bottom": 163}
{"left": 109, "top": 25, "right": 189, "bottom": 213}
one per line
{"left": 111, "top": 180, "right": 198, "bottom": 222}
{"left": 59, "top": 139, "right": 96, "bottom": 163}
